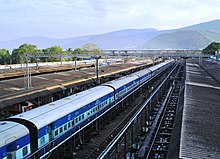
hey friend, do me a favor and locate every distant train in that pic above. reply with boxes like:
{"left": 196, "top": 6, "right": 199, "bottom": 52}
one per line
{"left": 0, "top": 60, "right": 174, "bottom": 159}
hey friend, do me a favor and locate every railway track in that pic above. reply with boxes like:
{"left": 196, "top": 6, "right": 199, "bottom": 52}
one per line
{"left": 0, "top": 63, "right": 94, "bottom": 80}
{"left": 74, "top": 84, "right": 160, "bottom": 158}
{"left": 85, "top": 94, "right": 149, "bottom": 159}
{"left": 144, "top": 67, "right": 182, "bottom": 159}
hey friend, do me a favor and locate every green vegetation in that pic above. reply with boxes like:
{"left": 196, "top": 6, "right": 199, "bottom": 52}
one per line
{"left": 202, "top": 42, "right": 220, "bottom": 54}
{"left": 42, "top": 45, "right": 64, "bottom": 62}
{"left": 11, "top": 44, "right": 40, "bottom": 63}
{"left": 0, "top": 43, "right": 102, "bottom": 64}
{"left": 73, "top": 48, "right": 83, "bottom": 54}
{"left": 0, "top": 49, "right": 10, "bottom": 64}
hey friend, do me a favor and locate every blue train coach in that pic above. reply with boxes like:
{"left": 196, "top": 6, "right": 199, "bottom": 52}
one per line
{"left": 0, "top": 60, "right": 175, "bottom": 158}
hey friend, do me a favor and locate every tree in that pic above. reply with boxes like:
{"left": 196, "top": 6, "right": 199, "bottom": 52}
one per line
{"left": 73, "top": 48, "right": 83, "bottom": 54}
{"left": 66, "top": 48, "right": 73, "bottom": 54}
{"left": 64, "top": 48, "right": 84, "bottom": 61}
{"left": 42, "top": 45, "right": 64, "bottom": 62}
{"left": 203, "top": 42, "right": 220, "bottom": 54}
{"left": 64, "top": 48, "right": 74, "bottom": 61}
{"left": 0, "top": 49, "right": 10, "bottom": 64}
{"left": 11, "top": 43, "right": 40, "bottom": 64}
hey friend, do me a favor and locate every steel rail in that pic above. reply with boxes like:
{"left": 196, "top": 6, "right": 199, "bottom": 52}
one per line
{"left": 98, "top": 63, "right": 179, "bottom": 159}
{"left": 145, "top": 85, "right": 174, "bottom": 158}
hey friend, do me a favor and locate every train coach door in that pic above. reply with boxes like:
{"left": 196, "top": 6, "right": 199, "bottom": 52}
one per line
{"left": 48, "top": 124, "right": 53, "bottom": 149}
{"left": 6, "top": 144, "right": 15, "bottom": 159}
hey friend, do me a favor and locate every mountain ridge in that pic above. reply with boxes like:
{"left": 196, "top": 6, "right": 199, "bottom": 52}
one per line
{"left": 1, "top": 19, "right": 220, "bottom": 50}
{"left": 139, "top": 30, "right": 212, "bottom": 49}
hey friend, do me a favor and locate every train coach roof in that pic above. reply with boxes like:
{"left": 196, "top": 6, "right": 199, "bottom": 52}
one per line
{"left": 133, "top": 68, "right": 151, "bottom": 77}
{"left": 0, "top": 121, "right": 29, "bottom": 148}
{"left": 156, "top": 62, "right": 167, "bottom": 68}
{"left": 148, "top": 60, "right": 173, "bottom": 71}
{"left": 10, "top": 86, "right": 113, "bottom": 129}
{"left": 103, "top": 75, "right": 138, "bottom": 89}
{"left": 148, "top": 64, "right": 159, "bottom": 72}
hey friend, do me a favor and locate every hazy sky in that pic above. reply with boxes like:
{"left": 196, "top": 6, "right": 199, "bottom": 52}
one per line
{"left": 0, "top": 0, "right": 220, "bottom": 42}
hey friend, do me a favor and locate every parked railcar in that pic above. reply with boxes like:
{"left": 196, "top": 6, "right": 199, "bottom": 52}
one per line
{"left": 0, "top": 60, "right": 174, "bottom": 159}
{"left": 103, "top": 74, "right": 139, "bottom": 100}
{"left": 0, "top": 121, "right": 30, "bottom": 159}
{"left": 149, "top": 60, "right": 174, "bottom": 76}
{"left": 6, "top": 86, "right": 114, "bottom": 158}
{"left": 133, "top": 68, "right": 152, "bottom": 84}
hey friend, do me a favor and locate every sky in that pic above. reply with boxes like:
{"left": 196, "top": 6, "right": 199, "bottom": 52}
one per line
{"left": 0, "top": 0, "right": 220, "bottom": 42}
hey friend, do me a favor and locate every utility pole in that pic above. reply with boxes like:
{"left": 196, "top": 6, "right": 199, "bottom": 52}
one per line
{"left": 24, "top": 54, "right": 31, "bottom": 89}
{"left": 73, "top": 57, "right": 77, "bottom": 71}
{"left": 216, "top": 50, "right": 220, "bottom": 61}
{"left": 152, "top": 55, "right": 155, "bottom": 65}
{"left": 60, "top": 54, "right": 63, "bottom": 66}
{"left": 199, "top": 53, "right": 202, "bottom": 66}
{"left": 91, "top": 55, "right": 101, "bottom": 84}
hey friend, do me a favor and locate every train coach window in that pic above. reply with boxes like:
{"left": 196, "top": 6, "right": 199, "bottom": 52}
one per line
{"left": 75, "top": 118, "right": 78, "bottom": 123}
{"left": 60, "top": 127, "right": 63, "bottom": 133}
{"left": 22, "top": 146, "right": 28, "bottom": 157}
{"left": 7, "top": 153, "right": 12, "bottom": 159}
{"left": 72, "top": 121, "right": 75, "bottom": 127}
{"left": 55, "top": 130, "right": 58, "bottom": 136}
{"left": 79, "top": 116, "right": 81, "bottom": 121}
{"left": 82, "top": 114, "right": 84, "bottom": 120}
{"left": 64, "top": 125, "right": 67, "bottom": 131}
{"left": 68, "top": 122, "right": 71, "bottom": 128}
{"left": 40, "top": 136, "right": 45, "bottom": 145}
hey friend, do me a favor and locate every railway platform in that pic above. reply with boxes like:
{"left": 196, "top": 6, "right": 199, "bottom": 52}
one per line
{"left": 0, "top": 61, "right": 152, "bottom": 119}
{"left": 180, "top": 59, "right": 220, "bottom": 158}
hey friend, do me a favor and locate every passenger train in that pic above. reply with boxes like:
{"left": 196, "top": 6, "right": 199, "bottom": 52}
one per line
{"left": 0, "top": 60, "right": 174, "bottom": 159}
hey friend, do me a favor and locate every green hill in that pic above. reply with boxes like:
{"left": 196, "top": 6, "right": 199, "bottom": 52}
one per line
{"left": 203, "top": 42, "right": 220, "bottom": 54}
{"left": 140, "top": 19, "right": 220, "bottom": 49}
{"left": 139, "top": 30, "right": 211, "bottom": 49}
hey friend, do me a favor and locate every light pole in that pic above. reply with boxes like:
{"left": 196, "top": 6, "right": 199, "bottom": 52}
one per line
{"left": 91, "top": 55, "right": 101, "bottom": 84}
{"left": 74, "top": 57, "right": 77, "bottom": 71}
{"left": 25, "top": 55, "right": 31, "bottom": 89}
